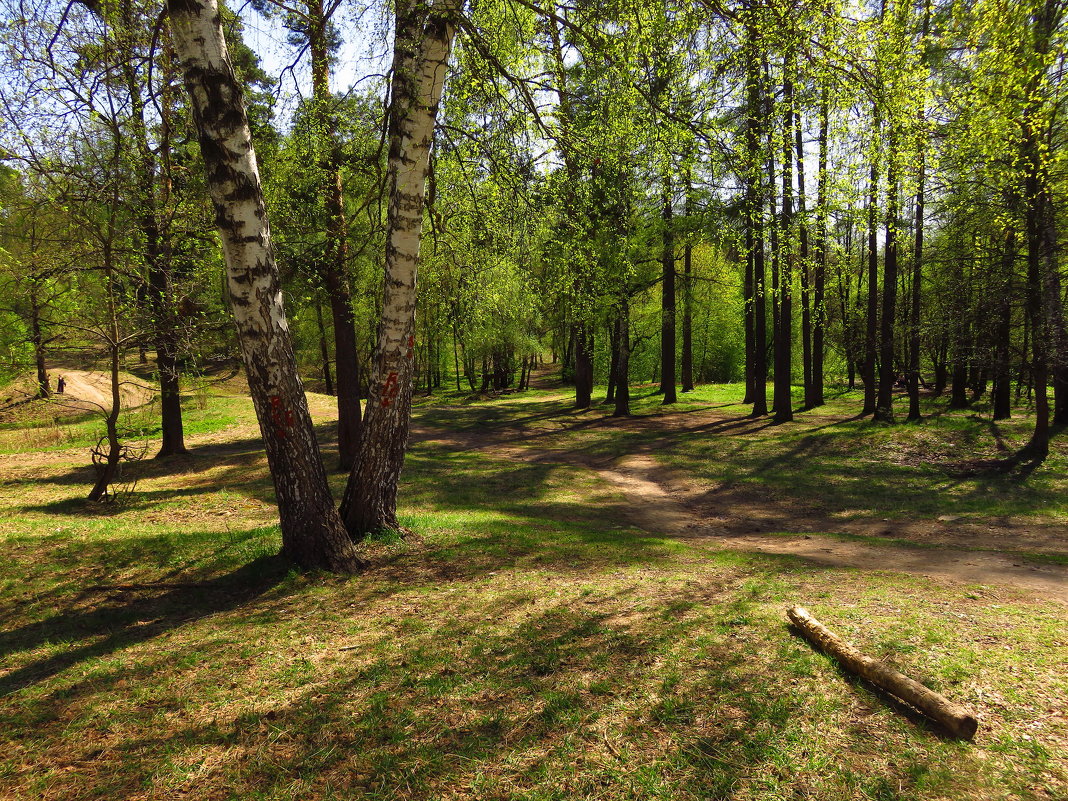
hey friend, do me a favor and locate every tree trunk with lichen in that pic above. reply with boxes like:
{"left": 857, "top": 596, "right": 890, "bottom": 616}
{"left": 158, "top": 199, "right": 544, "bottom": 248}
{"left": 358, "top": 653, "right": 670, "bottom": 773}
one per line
{"left": 340, "top": 0, "right": 459, "bottom": 537}
{"left": 167, "top": 0, "right": 361, "bottom": 572}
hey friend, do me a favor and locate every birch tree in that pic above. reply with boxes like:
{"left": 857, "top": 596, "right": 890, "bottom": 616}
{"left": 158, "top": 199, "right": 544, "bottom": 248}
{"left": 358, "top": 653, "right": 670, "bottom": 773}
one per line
{"left": 167, "top": 0, "right": 361, "bottom": 571}
{"left": 340, "top": 0, "right": 460, "bottom": 536}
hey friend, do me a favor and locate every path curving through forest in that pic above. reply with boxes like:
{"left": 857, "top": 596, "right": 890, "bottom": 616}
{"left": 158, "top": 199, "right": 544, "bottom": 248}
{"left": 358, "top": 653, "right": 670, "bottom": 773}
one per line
{"left": 596, "top": 452, "right": 1068, "bottom": 604}
{"left": 413, "top": 402, "right": 1068, "bottom": 605}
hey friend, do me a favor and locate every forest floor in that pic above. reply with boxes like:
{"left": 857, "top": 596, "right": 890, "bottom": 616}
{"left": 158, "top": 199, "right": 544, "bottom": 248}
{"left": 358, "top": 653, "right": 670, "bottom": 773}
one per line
{"left": 0, "top": 369, "right": 1066, "bottom": 801}
{"left": 409, "top": 388, "right": 1068, "bottom": 603}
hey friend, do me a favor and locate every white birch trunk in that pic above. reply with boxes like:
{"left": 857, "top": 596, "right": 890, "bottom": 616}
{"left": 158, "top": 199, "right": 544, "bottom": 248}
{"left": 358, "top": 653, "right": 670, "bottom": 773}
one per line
{"left": 341, "top": 0, "right": 460, "bottom": 535}
{"left": 167, "top": 0, "right": 361, "bottom": 571}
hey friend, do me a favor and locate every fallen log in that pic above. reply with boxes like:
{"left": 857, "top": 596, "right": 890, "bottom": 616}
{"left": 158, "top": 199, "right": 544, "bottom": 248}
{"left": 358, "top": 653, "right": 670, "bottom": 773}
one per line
{"left": 787, "top": 605, "right": 979, "bottom": 740}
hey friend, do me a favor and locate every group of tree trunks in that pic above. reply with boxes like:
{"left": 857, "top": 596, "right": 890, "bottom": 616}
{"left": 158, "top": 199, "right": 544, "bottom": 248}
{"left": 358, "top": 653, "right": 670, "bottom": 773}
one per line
{"left": 154, "top": 0, "right": 1064, "bottom": 572}
{"left": 167, "top": 0, "right": 458, "bottom": 570}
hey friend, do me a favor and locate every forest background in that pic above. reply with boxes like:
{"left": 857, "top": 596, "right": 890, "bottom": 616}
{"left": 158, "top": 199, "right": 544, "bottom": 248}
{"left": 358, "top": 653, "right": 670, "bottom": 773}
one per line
{"left": 4, "top": 0, "right": 1065, "bottom": 483}
{"left": 0, "top": 1, "right": 1067, "bottom": 798}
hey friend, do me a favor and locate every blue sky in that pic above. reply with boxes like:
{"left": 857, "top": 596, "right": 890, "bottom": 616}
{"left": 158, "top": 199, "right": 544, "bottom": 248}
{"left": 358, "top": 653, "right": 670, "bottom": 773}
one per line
{"left": 235, "top": 0, "right": 392, "bottom": 126}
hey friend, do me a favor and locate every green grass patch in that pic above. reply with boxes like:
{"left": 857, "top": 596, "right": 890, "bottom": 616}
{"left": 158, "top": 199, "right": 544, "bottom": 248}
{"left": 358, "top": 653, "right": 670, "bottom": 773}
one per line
{"left": 0, "top": 381, "right": 1065, "bottom": 800}
{"left": 0, "top": 394, "right": 243, "bottom": 454}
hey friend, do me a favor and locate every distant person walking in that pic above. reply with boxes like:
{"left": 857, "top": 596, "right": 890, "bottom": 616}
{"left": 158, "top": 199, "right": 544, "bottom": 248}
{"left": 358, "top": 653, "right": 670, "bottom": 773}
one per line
{"left": 57, "top": 375, "right": 65, "bottom": 394}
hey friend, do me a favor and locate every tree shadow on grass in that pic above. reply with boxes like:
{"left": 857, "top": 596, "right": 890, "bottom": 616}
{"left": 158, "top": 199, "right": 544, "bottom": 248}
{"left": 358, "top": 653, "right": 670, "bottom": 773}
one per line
{"left": 939, "top": 422, "right": 1065, "bottom": 483}
{"left": 21, "top": 484, "right": 260, "bottom": 516}
{"left": 18, "top": 429, "right": 289, "bottom": 510}
{"left": 667, "top": 410, "right": 1066, "bottom": 527}
{"left": 13, "top": 582, "right": 971, "bottom": 800}
{"left": 0, "top": 554, "right": 291, "bottom": 698}
{"left": 9, "top": 596, "right": 765, "bottom": 798}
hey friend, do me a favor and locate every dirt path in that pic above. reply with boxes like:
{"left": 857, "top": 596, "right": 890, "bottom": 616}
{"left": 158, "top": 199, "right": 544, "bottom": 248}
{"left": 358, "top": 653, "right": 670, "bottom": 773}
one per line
{"left": 598, "top": 453, "right": 1068, "bottom": 604}
{"left": 0, "top": 369, "right": 154, "bottom": 422}
{"left": 412, "top": 413, "right": 1068, "bottom": 605}
{"left": 51, "top": 369, "right": 154, "bottom": 412}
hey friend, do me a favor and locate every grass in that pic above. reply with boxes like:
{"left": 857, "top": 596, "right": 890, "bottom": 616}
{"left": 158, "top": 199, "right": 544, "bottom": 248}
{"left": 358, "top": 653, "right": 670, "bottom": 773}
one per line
{"left": 417, "top": 380, "right": 1068, "bottom": 528}
{"left": 0, "top": 373, "right": 1065, "bottom": 800}
{"left": 0, "top": 394, "right": 243, "bottom": 454}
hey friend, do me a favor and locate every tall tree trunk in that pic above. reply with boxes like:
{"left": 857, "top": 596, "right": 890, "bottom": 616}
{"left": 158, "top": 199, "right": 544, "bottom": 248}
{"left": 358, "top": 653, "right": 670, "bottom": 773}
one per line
{"left": 154, "top": 45, "right": 188, "bottom": 458}
{"left": 1051, "top": 271, "right": 1068, "bottom": 424}
{"left": 774, "top": 51, "right": 794, "bottom": 423}
{"left": 993, "top": 228, "right": 1014, "bottom": 421}
{"left": 745, "top": 18, "right": 768, "bottom": 417}
{"left": 1023, "top": 115, "right": 1051, "bottom": 455}
{"left": 548, "top": 8, "right": 593, "bottom": 410}
{"left": 168, "top": 0, "right": 360, "bottom": 571}
{"left": 341, "top": 0, "right": 459, "bottom": 535}
{"left": 682, "top": 174, "right": 694, "bottom": 393}
{"left": 950, "top": 359, "right": 970, "bottom": 409}
{"left": 89, "top": 270, "right": 124, "bottom": 502}
{"left": 120, "top": 3, "right": 186, "bottom": 457}
{"left": 934, "top": 350, "right": 948, "bottom": 397}
{"left": 875, "top": 132, "right": 899, "bottom": 423}
{"left": 812, "top": 86, "right": 828, "bottom": 408}
{"left": 907, "top": 133, "right": 925, "bottom": 422}
{"left": 1024, "top": 197, "right": 1050, "bottom": 455}
{"left": 309, "top": 0, "right": 362, "bottom": 470}
{"left": 768, "top": 161, "right": 780, "bottom": 409}
{"left": 574, "top": 322, "right": 594, "bottom": 408}
{"left": 743, "top": 233, "right": 755, "bottom": 403}
{"left": 863, "top": 110, "right": 880, "bottom": 416}
{"left": 452, "top": 327, "right": 462, "bottom": 391}
{"left": 315, "top": 299, "right": 335, "bottom": 396}
{"left": 29, "top": 281, "right": 50, "bottom": 399}
{"left": 606, "top": 319, "right": 619, "bottom": 403}
{"left": 907, "top": 3, "right": 930, "bottom": 423}
{"left": 562, "top": 327, "right": 574, "bottom": 383}
{"left": 660, "top": 177, "right": 677, "bottom": 404}
{"left": 839, "top": 225, "right": 859, "bottom": 391}
{"left": 795, "top": 100, "right": 813, "bottom": 409}
{"left": 612, "top": 299, "right": 631, "bottom": 417}
{"left": 1029, "top": 1, "right": 1068, "bottom": 428}
{"left": 949, "top": 243, "right": 970, "bottom": 410}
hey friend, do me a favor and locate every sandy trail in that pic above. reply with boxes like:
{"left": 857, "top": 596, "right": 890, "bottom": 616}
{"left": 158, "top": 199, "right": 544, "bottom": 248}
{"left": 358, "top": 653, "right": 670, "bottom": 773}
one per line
{"left": 50, "top": 370, "right": 154, "bottom": 412}
{"left": 598, "top": 453, "right": 1068, "bottom": 604}
{"left": 0, "top": 369, "right": 155, "bottom": 419}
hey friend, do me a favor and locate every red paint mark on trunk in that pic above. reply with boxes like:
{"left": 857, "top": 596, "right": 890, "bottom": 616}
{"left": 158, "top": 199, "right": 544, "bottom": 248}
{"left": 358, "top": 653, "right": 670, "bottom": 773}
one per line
{"left": 269, "top": 395, "right": 293, "bottom": 438}
{"left": 406, "top": 334, "right": 415, "bottom": 361}
{"left": 381, "top": 372, "right": 399, "bottom": 407}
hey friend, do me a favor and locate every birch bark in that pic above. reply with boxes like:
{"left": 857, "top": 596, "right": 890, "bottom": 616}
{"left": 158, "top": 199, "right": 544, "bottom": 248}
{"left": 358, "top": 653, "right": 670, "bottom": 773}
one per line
{"left": 167, "top": 0, "right": 361, "bottom": 571}
{"left": 340, "top": 0, "right": 459, "bottom": 536}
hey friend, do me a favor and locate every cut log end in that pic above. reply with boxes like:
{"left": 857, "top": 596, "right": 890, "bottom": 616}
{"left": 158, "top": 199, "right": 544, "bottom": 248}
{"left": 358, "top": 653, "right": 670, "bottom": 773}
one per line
{"left": 788, "top": 605, "right": 979, "bottom": 740}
